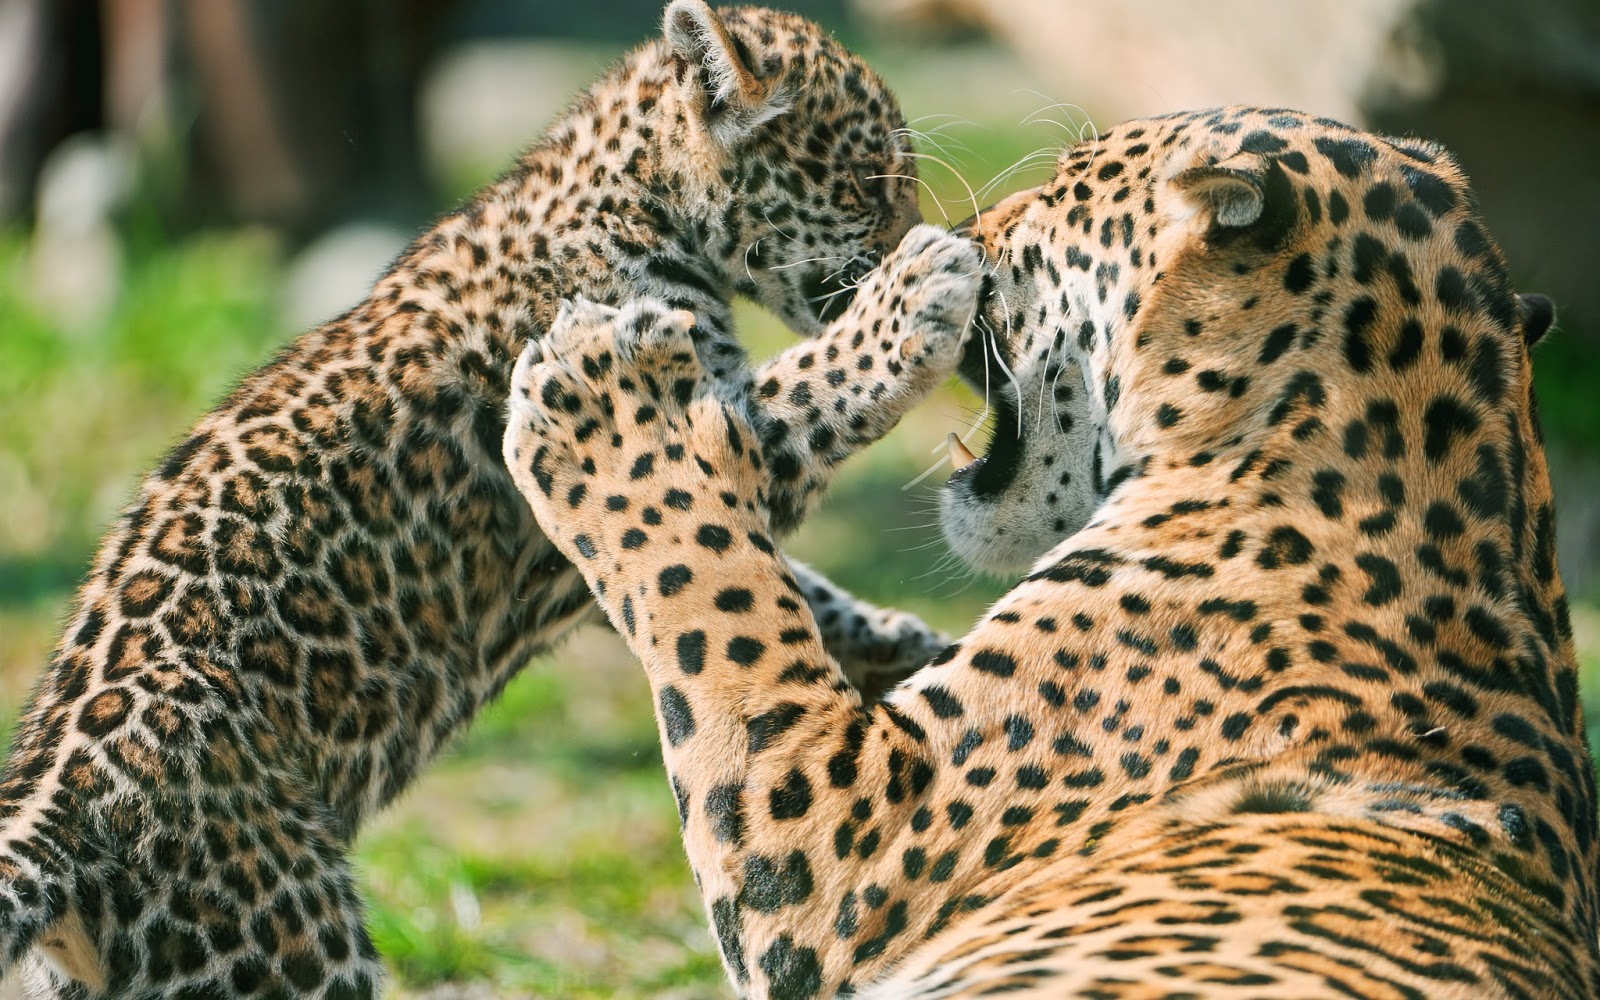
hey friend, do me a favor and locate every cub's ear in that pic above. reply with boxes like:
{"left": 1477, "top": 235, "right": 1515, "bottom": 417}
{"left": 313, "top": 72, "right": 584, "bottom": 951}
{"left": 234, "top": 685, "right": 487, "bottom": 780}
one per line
{"left": 1517, "top": 292, "right": 1555, "bottom": 346}
{"left": 1170, "top": 151, "right": 1269, "bottom": 228}
{"left": 664, "top": 0, "right": 786, "bottom": 146}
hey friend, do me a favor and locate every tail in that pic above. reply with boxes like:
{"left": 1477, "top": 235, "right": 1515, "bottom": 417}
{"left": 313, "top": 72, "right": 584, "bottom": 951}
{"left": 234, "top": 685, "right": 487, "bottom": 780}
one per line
{"left": 0, "top": 841, "right": 66, "bottom": 966}
{"left": 0, "top": 806, "right": 104, "bottom": 985}
{"left": 0, "top": 832, "right": 103, "bottom": 990}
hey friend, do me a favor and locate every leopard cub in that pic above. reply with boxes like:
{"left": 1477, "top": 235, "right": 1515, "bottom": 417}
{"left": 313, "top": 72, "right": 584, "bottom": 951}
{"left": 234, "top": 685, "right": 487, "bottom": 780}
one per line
{"left": 0, "top": 3, "right": 978, "bottom": 995}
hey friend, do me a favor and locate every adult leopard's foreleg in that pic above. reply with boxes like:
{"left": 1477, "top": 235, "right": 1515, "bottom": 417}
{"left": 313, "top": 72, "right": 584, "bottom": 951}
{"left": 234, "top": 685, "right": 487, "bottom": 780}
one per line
{"left": 503, "top": 297, "right": 976, "bottom": 994}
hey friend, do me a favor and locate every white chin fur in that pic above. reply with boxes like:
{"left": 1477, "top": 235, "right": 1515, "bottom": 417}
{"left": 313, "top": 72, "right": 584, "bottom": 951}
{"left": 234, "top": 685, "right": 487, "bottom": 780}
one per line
{"left": 938, "top": 484, "right": 1059, "bottom": 577}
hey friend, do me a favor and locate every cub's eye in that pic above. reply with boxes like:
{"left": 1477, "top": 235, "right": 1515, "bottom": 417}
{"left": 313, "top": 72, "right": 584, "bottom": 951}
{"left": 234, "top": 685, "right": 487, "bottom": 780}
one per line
{"left": 857, "top": 166, "right": 891, "bottom": 203}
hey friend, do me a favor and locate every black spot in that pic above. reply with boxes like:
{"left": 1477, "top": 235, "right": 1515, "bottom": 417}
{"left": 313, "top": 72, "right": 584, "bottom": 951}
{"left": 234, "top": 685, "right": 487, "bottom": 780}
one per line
{"left": 697, "top": 524, "right": 733, "bottom": 552}
{"left": 1311, "top": 470, "right": 1345, "bottom": 518}
{"left": 1435, "top": 267, "right": 1472, "bottom": 312}
{"left": 715, "top": 587, "right": 755, "bottom": 613}
{"left": 1362, "top": 182, "right": 1396, "bottom": 220}
{"left": 1423, "top": 396, "right": 1480, "bottom": 463}
{"left": 743, "top": 852, "right": 815, "bottom": 914}
{"left": 659, "top": 686, "right": 696, "bottom": 746}
{"left": 1356, "top": 553, "right": 1403, "bottom": 605}
{"left": 677, "top": 630, "right": 706, "bottom": 674}
{"left": 1328, "top": 190, "right": 1349, "bottom": 225}
{"left": 1394, "top": 202, "right": 1432, "bottom": 240}
{"left": 1259, "top": 323, "right": 1297, "bottom": 364}
{"left": 707, "top": 784, "right": 745, "bottom": 843}
{"left": 1342, "top": 297, "right": 1379, "bottom": 373}
{"left": 1257, "top": 527, "right": 1314, "bottom": 569}
{"left": 727, "top": 636, "right": 766, "bottom": 666}
{"left": 1466, "top": 336, "right": 1506, "bottom": 406}
{"left": 1220, "top": 713, "right": 1253, "bottom": 739}
{"left": 768, "top": 769, "right": 813, "bottom": 820}
{"left": 658, "top": 564, "right": 693, "bottom": 596}
{"left": 1351, "top": 232, "right": 1387, "bottom": 284}
{"left": 1239, "top": 130, "right": 1288, "bottom": 154}
{"left": 711, "top": 896, "right": 747, "bottom": 983}
{"left": 921, "top": 686, "right": 965, "bottom": 719}
{"left": 1402, "top": 165, "right": 1456, "bottom": 217}
{"left": 1314, "top": 137, "right": 1377, "bottom": 178}
{"left": 970, "top": 649, "right": 1018, "bottom": 678}
{"left": 1389, "top": 319, "right": 1424, "bottom": 371}
{"left": 748, "top": 703, "right": 807, "bottom": 752}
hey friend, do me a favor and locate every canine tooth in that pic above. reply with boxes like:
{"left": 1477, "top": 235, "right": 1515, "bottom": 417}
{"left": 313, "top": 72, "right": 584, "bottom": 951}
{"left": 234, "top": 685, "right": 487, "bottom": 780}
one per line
{"left": 947, "top": 433, "right": 978, "bottom": 469}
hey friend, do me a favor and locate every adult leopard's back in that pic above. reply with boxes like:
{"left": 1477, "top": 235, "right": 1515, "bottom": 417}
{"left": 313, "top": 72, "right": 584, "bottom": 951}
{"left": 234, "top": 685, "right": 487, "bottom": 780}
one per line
{"left": 502, "top": 106, "right": 1598, "bottom": 998}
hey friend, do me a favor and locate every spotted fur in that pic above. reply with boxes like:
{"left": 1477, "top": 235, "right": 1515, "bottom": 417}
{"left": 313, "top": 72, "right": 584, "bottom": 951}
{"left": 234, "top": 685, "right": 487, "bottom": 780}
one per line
{"left": 0, "top": 5, "right": 978, "bottom": 994}
{"left": 505, "top": 107, "right": 1598, "bottom": 998}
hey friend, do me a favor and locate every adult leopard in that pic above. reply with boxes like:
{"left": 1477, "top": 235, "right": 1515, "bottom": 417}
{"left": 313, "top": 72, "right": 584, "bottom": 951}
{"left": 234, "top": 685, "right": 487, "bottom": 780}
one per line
{"left": 504, "top": 106, "right": 1597, "bottom": 998}
{"left": 0, "top": 3, "right": 985, "bottom": 995}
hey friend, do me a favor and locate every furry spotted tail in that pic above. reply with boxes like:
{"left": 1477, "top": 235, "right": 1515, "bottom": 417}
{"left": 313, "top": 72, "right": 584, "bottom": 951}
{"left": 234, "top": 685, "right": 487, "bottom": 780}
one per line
{"left": 0, "top": 840, "right": 102, "bottom": 990}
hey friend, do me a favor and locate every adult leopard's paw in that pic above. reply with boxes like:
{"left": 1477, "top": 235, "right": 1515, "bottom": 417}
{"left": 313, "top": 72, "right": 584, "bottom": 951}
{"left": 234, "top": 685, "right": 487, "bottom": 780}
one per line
{"left": 504, "top": 297, "right": 765, "bottom": 569}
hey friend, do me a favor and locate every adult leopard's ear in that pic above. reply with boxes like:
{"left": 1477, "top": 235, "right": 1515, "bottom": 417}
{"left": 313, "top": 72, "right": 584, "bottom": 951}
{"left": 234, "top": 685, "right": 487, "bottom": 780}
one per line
{"left": 664, "top": 0, "right": 787, "bottom": 146}
{"left": 1517, "top": 293, "right": 1555, "bottom": 347}
{"left": 1170, "top": 151, "right": 1269, "bottom": 228}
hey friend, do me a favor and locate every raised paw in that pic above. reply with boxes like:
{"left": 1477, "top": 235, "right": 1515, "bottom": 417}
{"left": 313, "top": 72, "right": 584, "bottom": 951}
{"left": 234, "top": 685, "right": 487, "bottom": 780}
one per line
{"left": 868, "top": 223, "right": 984, "bottom": 380}
{"left": 504, "top": 298, "right": 765, "bottom": 570}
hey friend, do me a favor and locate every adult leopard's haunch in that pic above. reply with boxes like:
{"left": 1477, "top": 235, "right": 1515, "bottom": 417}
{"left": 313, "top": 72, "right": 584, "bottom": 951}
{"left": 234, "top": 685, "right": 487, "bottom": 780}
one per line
{"left": 0, "top": 3, "right": 982, "bottom": 995}
{"left": 506, "top": 106, "right": 1597, "bottom": 998}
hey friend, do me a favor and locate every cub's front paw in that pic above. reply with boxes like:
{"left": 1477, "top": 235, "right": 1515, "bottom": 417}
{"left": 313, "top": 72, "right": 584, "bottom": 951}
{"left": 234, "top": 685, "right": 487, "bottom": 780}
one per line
{"left": 873, "top": 223, "right": 984, "bottom": 381}
{"left": 504, "top": 297, "right": 764, "bottom": 569}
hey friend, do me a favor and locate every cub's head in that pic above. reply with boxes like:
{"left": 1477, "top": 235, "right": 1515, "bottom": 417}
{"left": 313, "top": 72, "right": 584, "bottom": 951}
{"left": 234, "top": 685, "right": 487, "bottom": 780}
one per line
{"left": 943, "top": 107, "right": 1546, "bottom": 575}
{"left": 651, "top": 2, "right": 920, "bottom": 332}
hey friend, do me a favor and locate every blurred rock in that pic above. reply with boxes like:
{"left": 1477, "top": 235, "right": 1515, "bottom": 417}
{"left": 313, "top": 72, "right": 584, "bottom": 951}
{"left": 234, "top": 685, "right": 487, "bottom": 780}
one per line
{"left": 854, "top": 0, "right": 1600, "bottom": 335}
{"left": 24, "top": 133, "right": 133, "bottom": 332}
{"left": 282, "top": 222, "right": 409, "bottom": 332}
{"left": 1548, "top": 447, "right": 1600, "bottom": 599}
{"left": 1365, "top": 0, "right": 1600, "bottom": 339}
{"left": 0, "top": 0, "right": 43, "bottom": 219}
{"left": 853, "top": 0, "right": 1429, "bottom": 124}
{"left": 420, "top": 40, "right": 611, "bottom": 187}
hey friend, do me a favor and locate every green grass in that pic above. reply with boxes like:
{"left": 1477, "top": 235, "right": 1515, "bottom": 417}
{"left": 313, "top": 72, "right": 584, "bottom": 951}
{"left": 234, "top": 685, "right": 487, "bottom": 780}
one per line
{"left": 1, "top": 117, "right": 1598, "bottom": 995}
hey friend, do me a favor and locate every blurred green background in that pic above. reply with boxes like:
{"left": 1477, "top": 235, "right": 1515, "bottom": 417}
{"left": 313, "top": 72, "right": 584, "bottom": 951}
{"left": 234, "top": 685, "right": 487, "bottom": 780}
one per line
{"left": 0, "top": 2, "right": 1596, "bottom": 996}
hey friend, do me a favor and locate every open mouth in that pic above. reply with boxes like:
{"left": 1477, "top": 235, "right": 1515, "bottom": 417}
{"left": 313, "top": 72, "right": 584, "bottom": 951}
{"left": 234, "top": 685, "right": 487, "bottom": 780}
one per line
{"left": 947, "top": 313, "right": 1026, "bottom": 500}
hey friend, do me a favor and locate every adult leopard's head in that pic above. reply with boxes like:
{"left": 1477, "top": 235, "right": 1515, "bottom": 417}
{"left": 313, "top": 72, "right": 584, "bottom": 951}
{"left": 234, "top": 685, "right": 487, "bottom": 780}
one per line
{"left": 653, "top": 2, "right": 921, "bottom": 333}
{"left": 942, "top": 107, "right": 1557, "bottom": 577}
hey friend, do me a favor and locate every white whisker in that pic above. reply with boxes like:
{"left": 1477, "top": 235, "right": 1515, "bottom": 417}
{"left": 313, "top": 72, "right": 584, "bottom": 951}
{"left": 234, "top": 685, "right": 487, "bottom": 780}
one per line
{"left": 1036, "top": 329, "right": 1057, "bottom": 429}
{"left": 989, "top": 289, "right": 1024, "bottom": 435}
{"left": 770, "top": 254, "right": 847, "bottom": 272}
{"left": 903, "top": 150, "right": 982, "bottom": 231}
{"left": 868, "top": 172, "right": 952, "bottom": 227}
{"left": 762, "top": 208, "right": 800, "bottom": 244}
{"left": 743, "top": 237, "right": 763, "bottom": 284}
{"left": 902, "top": 452, "right": 951, "bottom": 491}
